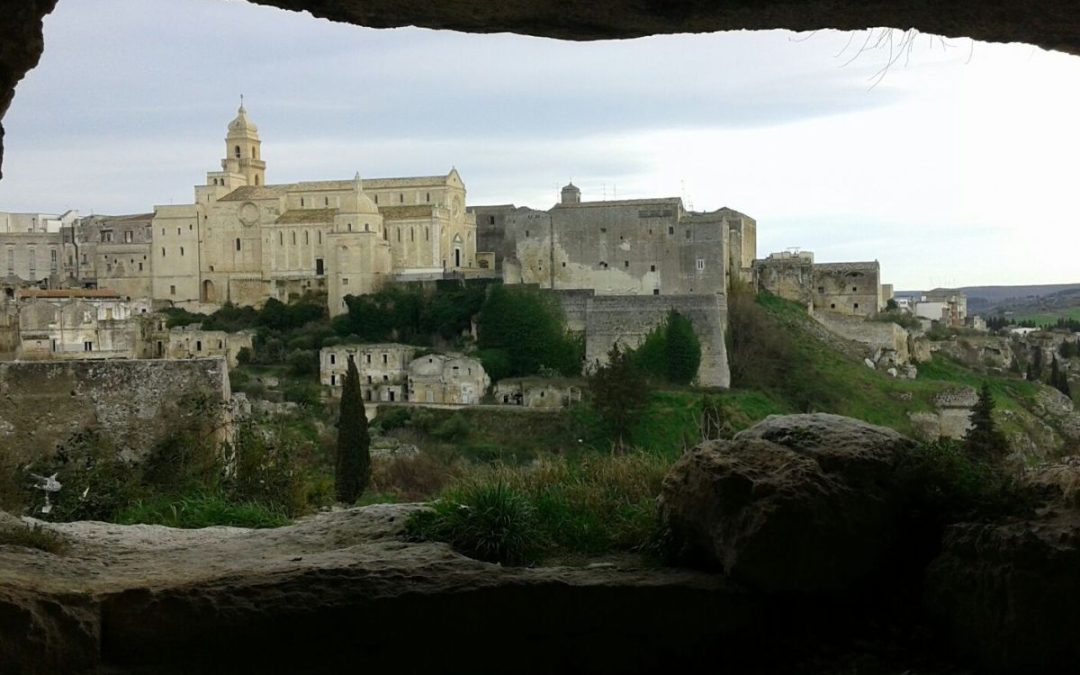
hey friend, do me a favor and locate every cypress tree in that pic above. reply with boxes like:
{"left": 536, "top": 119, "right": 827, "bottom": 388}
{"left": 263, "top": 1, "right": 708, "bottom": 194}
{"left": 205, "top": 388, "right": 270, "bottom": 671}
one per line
{"left": 964, "top": 382, "right": 1007, "bottom": 460}
{"left": 664, "top": 310, "right": 701, "bottom": 385}
{"left": 335, "top": 355, "right": 371, "bottom": 503}
{"left": 588, "top": 343, "right": 650, "bottom": 452}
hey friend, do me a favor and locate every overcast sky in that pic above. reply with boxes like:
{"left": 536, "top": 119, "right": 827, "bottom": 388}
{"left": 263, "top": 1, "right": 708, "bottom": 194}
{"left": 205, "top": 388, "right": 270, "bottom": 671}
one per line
{"left": 1, "top": 0, "right": 1078, "bottom": 289}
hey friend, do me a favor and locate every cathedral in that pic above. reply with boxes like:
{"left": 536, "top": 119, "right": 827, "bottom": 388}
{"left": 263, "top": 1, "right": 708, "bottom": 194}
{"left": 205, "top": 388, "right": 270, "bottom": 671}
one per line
{"left": 150, "top": 105, "right": 478, "bottom": 315}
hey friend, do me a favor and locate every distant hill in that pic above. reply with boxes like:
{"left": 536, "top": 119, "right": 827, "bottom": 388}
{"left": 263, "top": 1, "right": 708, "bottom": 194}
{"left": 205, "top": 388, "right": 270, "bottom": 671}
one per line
{"left": 896, "top": 284, "right": 1080, "bottom": 313}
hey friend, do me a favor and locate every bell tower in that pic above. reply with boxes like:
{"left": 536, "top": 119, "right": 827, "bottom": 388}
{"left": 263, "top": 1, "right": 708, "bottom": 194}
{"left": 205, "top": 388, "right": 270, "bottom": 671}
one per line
{"left": 222, "top": 99, "right": 266, "bottom": 187}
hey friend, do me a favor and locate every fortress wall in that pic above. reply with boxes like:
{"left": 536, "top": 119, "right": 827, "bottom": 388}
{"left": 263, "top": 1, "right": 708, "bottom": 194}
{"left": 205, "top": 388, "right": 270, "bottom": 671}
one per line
{"left": 583, "top": 293, "right": 730, "bottom": 388}
{"left": 0, "top": 358, "right": 230, "bottom": 466}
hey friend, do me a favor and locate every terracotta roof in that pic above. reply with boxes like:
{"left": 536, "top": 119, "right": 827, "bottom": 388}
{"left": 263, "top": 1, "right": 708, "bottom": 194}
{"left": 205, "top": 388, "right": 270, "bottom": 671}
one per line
{"left": 17, "top": 288, "right": 122, "bottom": 299}
{"left": 218, "top": 185, "right": 286, "bottom": 202}
{"left": 379, "top": 205, "right": 436, "bottom": 219}
{"left": 275, "top": 209, "right": 336, "bottom": 224}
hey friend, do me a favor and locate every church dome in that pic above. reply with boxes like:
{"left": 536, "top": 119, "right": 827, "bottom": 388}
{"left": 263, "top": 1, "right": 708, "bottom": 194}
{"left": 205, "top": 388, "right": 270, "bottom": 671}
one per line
{"left": 227, "top": 104, "right": 258, "bottom": 134}
{"left": 340, "top": 173, "right": 378, "bottom": 214}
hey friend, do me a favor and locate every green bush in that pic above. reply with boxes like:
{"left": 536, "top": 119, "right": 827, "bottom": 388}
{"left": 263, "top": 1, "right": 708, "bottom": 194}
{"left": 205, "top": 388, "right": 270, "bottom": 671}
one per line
{"left": 431, "top": 413, "right": 471, "bottom": 442}
{"left": 632, "top": 309, "right": 700, "bottom": 385}
{"left": 407, "top": 482, "right": 539, "bottom": 565}
{"left": 115, "top": 493, "right": 288, "bottom": 528}
{"left": 0, "top": 522, "right": 69, "bottom": 554}
{"left": 373, "top": 406, "right": 413, "bottom": 432}
{"left": 477, "top": 284, "right": 582, "bottom": 377}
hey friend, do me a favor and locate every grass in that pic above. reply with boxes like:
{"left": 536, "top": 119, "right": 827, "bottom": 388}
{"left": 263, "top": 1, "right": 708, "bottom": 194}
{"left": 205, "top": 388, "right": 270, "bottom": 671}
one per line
{"left": 406, "top": 452, "right": 670, "bottom": 564}
{"left": 1010, "top": 306, "right": 1080, "bottom": 326}
{"left": 0, "top": 522, "right": 69, "bottom": 554}
{"left": 115, "top": 492, "right": 289, "bottom": 528}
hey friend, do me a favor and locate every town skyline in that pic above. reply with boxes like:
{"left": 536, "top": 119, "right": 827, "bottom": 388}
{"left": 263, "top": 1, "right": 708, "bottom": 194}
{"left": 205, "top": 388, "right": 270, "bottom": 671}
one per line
{"left": 1, "top": 0, "right": 1078, "bottom": 289}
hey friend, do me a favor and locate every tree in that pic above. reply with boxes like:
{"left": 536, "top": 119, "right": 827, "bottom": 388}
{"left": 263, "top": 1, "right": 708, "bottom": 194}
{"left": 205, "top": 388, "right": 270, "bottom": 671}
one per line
{"left": 664, "top": 310, "right": 701, "bottom": 385}
{"left": 964, "top": 382, "right": 1007, "bottom": 460}
{"left": 335, "top": 355, "right": 371, "bottom": 503}
{"left": 1051, "top": 356, "right": 1072, "bottom": 398}
{"left": 588, "top": 343, "right": 650, "bottom": 452}
{"left": 477, "top": 284, "right": 581, "bottom": 377}
{"left": 885, "top": 298, "right": 899, "bottom": 312}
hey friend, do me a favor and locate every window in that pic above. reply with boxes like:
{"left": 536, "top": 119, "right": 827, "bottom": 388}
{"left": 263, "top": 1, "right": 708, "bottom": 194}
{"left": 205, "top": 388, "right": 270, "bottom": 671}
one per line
{"left": 180, "top": 247, "right": 184, "bottom": 256}
{"left": 653, "top": 288, "right": 660, "bottom": 295}
{"left": 5, "top": 248, "right": 13, "bottom": 275}
{"left": 668, "top": 226, "right": 674, "bottom": 235}
{"left": 252, "top": 147, "right": 256, "bottom": 158}
{"left": 234, "top": 145, "right": 240, "bottom": 158}
{"left": 161, "top": 247, "right": 166, "bottom": 257}
{"left": 50, "top": 249, "right": 58, "bottom": 273}
{"left": 300, "top": 198, "right": 305, "bottom": 207}
{"left": 382, "top": 354, "right": 388, "bottom": 364}
{"left": 365, "top": 354, "right": 371, "bottom": 364}
{"left": 818, "top": 286, "right": 825, "bottom": 293}
{"left": 525, "top": 230, "right": 529, "bottom": 237}
{"left": 325, "top": 197, "right": 329, "bottom": 206}
{"left": 279, "top": 232, "right": 284, "bottom": 245}
{"left": 374, "top": 194, "right": 378, "bottom": 204}
{"left": 410, "top": 228, "right": 414, "bottom": 242}
{"left": 852, "top": 286, "right": 858, "bottom": 292}
{"left": 304, "top": 231, "right": 309, "bottom": 245}
{"left": 170, "top": 285, "right": 176, "bottom": 295}
{"left": 330, "top": 354, "right": 336, "bottom": 365}
{"left": 291, "top": 232, "right": 296, "bottom": 245}
{"left": 235, "top": 238, "right": 241, "bottom": 251}
{"left": 650, "top": 264, "right": 656, "bottom": 272}
{"left": 624, "top": 260, "right": 629, "bottom": 268}
{"left": 399, "top": 193, "right": 404, "bottom": 203}
{"left": 685, "top": 229, "right": 691, "bottom": 239}
{"left": 316, "top": 258, "right": 324, "bottom": 275}
{"left": 318, "top": 231, "right": 322, "bottom": 244}
{"left": 367, "top": 375, "right": 372, "bottom": 384}
{"left": 83, "top": 341, "right": 93, "bottom": 352}
{"left": 218, "top": 340, "right": 224, "bottom": 349}
{"left": 696, "top": 258, "right": 705, "bottom": 271}
{"left": 331, "top": 374, "right": 336, "bottom": 386}
{"left": 342, "top": 278, "right": 349, "bottom": 286}
{"left": 196, "top": 341, "right": 202, "bottom": 352}
{"left": 854, "top": 303, "right": 860, "bottom": 309}
{"left": 426, "top": 192, "right": 430, "bottom": 202}
{"left": 831, "top": 303, "right": 836, "bottom": 309}
{"left": 28, "top": 249, "right": 35, "bottom": 277}
{"left": 189, "top": 224, "right": 193, "bottom": 231}
{"left": 488, "top": 215, "right": 495, "bottom": 225}
{"left": 600, "top": 227, "right": 607, "bottom": 233}
{"left": 124, "top": 230, "right": 133, "bottom": 243}
{"left": 138, "top": 262, "right": 143, "bottom": 271}
{"left": 348, "top": 223, "right": 353, "bottom": 232}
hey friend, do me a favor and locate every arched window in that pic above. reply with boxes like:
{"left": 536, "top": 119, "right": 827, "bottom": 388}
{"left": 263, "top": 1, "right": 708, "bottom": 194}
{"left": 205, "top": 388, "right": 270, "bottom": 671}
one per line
{"left": 254, "top": 175, "right": 260, "bottom": 185}
{"left": 279, "top": 232, "right": 283, "bottom": 245}
{"left": 348, "top": 223, "right": 353, "bottom": 232}
{"left": 410, "top": 228, "right": 415, "bottom": 242}
{"left": 300, "top": 198, "right": 304, "bottom": 207}
{"left": 304, "top": 231, "right": 309, "bottom": 245}
{"left": 234, "top": 145, "right": 240, "bottom": 158}
{"left": 235, "top": 238, "right": 241, "bottom": 251}
{"left": 251, "top": 147, "right": 256, "bottom": 158}
{"left": 364, "top": 223, "right": 369, "bottom": 232}
{"left": 291, "top": 232, "right": 296, "bottom": 245}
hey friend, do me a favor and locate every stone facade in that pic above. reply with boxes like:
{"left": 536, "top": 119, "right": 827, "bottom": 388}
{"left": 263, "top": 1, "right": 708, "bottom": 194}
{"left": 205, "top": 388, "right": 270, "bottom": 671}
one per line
{"left": 812, "top": 311, "right": 910, "bottom": 366}
{"left": 408, "top": 353, "right": 489, "bottom": 405}
{"left": 14, "top": 289, "right": 153, "bottom": 360}
{"left": 0, "top": 358, "right": 231, "bottom": 464}
{"left": 493, "top": 378, "right": 583, "bottom": 408}
{"left": 320, "top": 343, "right": 416, "bottom": 402}
{"left": 0, "top": 210, "right": 79, "bottom": 294}
{"left": 164, "top": 326, "right": 254, "bottom": 368}
{"left": 581, "top": 292, "right": 730, "bottom": 388}
{"left": 470, "top": 184, "right": 754, "bottom": 297}
{"left": 754, "top": 251, "right": 884, "bottom": 317}
{"left": 150, "top": 105, "right": 477, "bottom": 317}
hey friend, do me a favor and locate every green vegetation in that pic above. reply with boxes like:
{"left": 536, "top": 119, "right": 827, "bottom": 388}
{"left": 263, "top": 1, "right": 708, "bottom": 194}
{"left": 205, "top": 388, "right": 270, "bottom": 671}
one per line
{"left": 0, "top": 522, "right": 69, "bottom": 554}
{"left": 406, "top": 453, "right": 668, "bottom": 565}
{"left": 335, "top": 281, "right": 491, "bottom": 345}
{"left": 477, "top": 284, "right": 583, "bottom": 379}
{"left": 335, "top": 356, "right": 371, "bottom": 503}
{"left": 588, "top": 344, "right": 651, "bottom": 451}
{"left": 871, "top": 309, "right": 922, "bottom": 330}
{"left": 633, "top": 309, "right": 701, "bottom": 385}
{"left": 964, "top": 383, "right": 1008, "bottom": 461}
{"left": 116, "top": 493, "right": 288, "bottom": 528}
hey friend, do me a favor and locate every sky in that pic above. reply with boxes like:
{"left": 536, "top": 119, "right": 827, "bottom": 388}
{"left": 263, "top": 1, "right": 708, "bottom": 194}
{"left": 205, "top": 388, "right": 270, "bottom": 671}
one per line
{"left": 1, "top": 0, "right": 1078, "bottom": 289}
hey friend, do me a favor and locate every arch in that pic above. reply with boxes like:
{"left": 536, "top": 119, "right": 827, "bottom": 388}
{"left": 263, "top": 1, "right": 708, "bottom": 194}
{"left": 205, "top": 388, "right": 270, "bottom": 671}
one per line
{"left": 234, "top": 145, "right": 241, "bottom": 158}
{"left": 251, "top": 147, "right": 256, "bottom": 158}
{"left": 202, "top": 279, "right": 217, "bottom": 303}
{"left": 254, "top": 175, "right": 260, "bottom": 185}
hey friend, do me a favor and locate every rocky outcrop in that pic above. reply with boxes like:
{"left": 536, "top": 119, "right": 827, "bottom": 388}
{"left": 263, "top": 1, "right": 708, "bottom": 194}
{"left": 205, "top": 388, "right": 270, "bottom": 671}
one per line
{"left": 659, "top": 413, "right": 915, "bottom": 593}
{"left": 0, "top": 505, "right": 759, "bottom": 675}
{"left": 927, "top": 459, "right": 1080, "bottom": 673}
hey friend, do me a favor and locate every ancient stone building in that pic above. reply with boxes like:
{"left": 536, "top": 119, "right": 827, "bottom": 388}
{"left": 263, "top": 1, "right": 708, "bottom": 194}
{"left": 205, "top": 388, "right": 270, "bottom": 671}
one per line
{"left": 163, "top": 325, "right": 254, "bottom": 368}
{"left": 493, "top": 378, "right": 582, "bottom": 408}
{"left": 0, "top": 209, "right": 79, "bottom": 296}
{"left": 470, "top": 183, "right": 755, "bottom": 296}
{"left": 14, "top": 289, "right": 153, "bottom": 360}
{"left": 151, "top": 105, "right": 478, "bottom": 316}
{"left": 319, "top": 344, "right": 489, "bottom": 404}
{"left": 408, "top": 353, "right": 489, "bottom": 404}
{"left": 73, "top": 213, "right": 154, "bottom": 299}
{"left": 320, "top": 343, "right": 417, "bottom": 402}
{"left": 754, "top": 251, "right": 885, "bottom": 318}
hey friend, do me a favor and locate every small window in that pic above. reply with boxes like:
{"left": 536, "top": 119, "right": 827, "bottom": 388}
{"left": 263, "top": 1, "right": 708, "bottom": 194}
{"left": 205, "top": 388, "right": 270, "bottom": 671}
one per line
{"left": 831, "top": 303, "right": 836, "bottom": 309}
{"left": 161, "top": 247, "right": 166, "bottom": 257}
{"left": 342, "top": 278, "right": 349, "bottom": 286}
{"left": 653, "top": 289, "right": 660, "bottom": 295}
{"left": 852, "top": 286, "right": 858, "bottom": 292}
{"left": 83, "top": 341, "right": 93, "bottom": 352}
{"left": 170, "top": 285, "right": 176, "bottom": 295}
{"left": 218, "top": 340, "right": 224, "bottom": 349}
{"left": 426, "top": 192, "right": 431, "bottom": 202}
{"left": 696, "top": 258, "right": 705, "bottom": 271}
{"left": 325, "top": 197, "right": 329, "bottom": 206}
{"left": 685, "top": 229, "right": 691, "bottom": 239}
{"left": 365, "top": 354, "right": 371, "bottom": 364}
{"left": 235, "top": 238, "right": 241, "bottom": 251}
{"left": 854, "top": 303, "right": 860, "bottom": 309}
{"left": 331, "top": 374, "right": 336, "bottom": 386}
{"left": 180, "top": 247, "right": 185, "bottom": 256}
{"left": 624, "top": 260, "right": 629, "bottom": 268}
{"left": 818, "top": 286, "right": 825, "bottom": 293}
{"left": 196, "top": 341, "right": 202, "bottom": 352}
{"left": 301, "top": 198, "right": 305, "bottom": 207}
{"left": 382, "top": 354, "right": 388, "bottom": 364}
{"left": 234, "top": 145, "right": 240, "bottom": 158}
{"left": 399, "top": 193, "right": 404, "bottom": 203}
{"left": 177, "top": 227, "right": 181, "bottom": 236}
{"left": 374, "top": 194, "right": 378, "bottom": 204}
{"left": 668, "top": 226, "right": 674, "bottom": 235}
{"left": 330, "top": 354, "right": 336, "bottom": 365}
{"left": 367, "top": 375, "right": 372, "bottom": 384}
{"left": 600, "top": 227, "right": 607, "bottom": 233}
{"left": 292, "top": 232, "right": 297, "bottom": 245}
{"left": 650, "top": 264, "right": 656, "bottom": 272}
{"left": 525, "top": 230, "right": 529, "bottom": 237}
{"left": 488, "top": 215, "right": 495, "bottom": 225}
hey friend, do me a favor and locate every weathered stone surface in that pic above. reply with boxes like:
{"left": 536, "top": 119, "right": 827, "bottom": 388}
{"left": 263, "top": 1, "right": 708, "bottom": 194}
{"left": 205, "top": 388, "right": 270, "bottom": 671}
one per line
{"left": 927, "top": 460, "right": 1080, "bottom": 673}
{"left": 659, "top": 413, "right": 914, "bottom": 593}
{"left": 0, "top": 505, "right": 758, "bottom": 675}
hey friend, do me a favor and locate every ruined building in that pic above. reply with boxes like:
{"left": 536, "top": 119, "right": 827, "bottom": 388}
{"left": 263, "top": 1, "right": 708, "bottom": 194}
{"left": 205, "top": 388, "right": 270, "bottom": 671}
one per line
{"left": 753, "top": 250, "right": 885, "bottom": 317}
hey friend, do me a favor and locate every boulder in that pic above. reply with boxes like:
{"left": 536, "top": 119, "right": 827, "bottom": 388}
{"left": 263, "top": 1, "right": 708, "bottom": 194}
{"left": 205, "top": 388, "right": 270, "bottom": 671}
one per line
{"left": 927, "top": 459, "right": 1080, "bottom": 673}
{"left": 659, "top": 413, "right": 915, "bottom": 593}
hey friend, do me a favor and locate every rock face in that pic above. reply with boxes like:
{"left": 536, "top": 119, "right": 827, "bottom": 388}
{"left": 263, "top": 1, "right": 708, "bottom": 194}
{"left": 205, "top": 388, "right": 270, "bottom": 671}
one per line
{"left": 0, "top": 505, "right": 758, "bottom": 675}
{"left": 927, "top": 459, "right": 1080, "bottom": 673}
{"left": 659, "top": 413, "right": 914, "bottom": 593}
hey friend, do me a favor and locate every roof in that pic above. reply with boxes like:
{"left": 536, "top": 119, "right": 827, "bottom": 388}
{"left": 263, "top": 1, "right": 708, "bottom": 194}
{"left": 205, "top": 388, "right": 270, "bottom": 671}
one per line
{"left": 813, "top": 261, "right": 880, "bottom": 271}
{"left": 17, "top": 288, "right": 122, "bottom": 299}
{"left": 379, "top": 205, "right": 436, "bottom": 219}
{"left": 219, "top": 185, "right": 286, "bottom": 202}
{"left": 275, "top": 209, "right": 336, "bottom": 224}
{"left": 553, "top": 197, "right": 682, "bottom": 209}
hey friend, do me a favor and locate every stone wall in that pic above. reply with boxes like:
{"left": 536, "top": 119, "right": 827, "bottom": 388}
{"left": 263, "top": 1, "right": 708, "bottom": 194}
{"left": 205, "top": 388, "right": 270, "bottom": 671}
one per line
{"left": 812, "top": 311, "right": 910, "bottom": 364}
{"left": 584, "top": 294, "right": 730, "bottom": 388}
{"left": 0, "top": 358, "right": 230, "bottom": 465}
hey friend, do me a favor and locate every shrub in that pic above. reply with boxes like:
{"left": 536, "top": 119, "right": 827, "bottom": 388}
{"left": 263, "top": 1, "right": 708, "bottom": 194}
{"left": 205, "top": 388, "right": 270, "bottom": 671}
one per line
{"left": 477, "top": 284, "right": 582, "bottom": 377}
{"left": 407, "top": 482, "right": 539, "bottom": 565}
{"left": 236, "top": 346, "right": 253, "bottom": 365}
{"left": 588, "top": 343, "right": 650, "bottom": 450}
{"left": 370, "top": 453, "right": 460, "bottom": 501}
{"left": 872, "top": 310, "right": 921, "bottom": 330}
{"left": 431, "top": 413, "right": 470, "bottom": 442}
{"left": 115, "top": 493, "right": 288, "bottom": 528}
{"left": 373, "top": 406, "right": 413, "bottom": 432}
{"left": 0, "top": 522, "right": 69, "bottom": 555}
